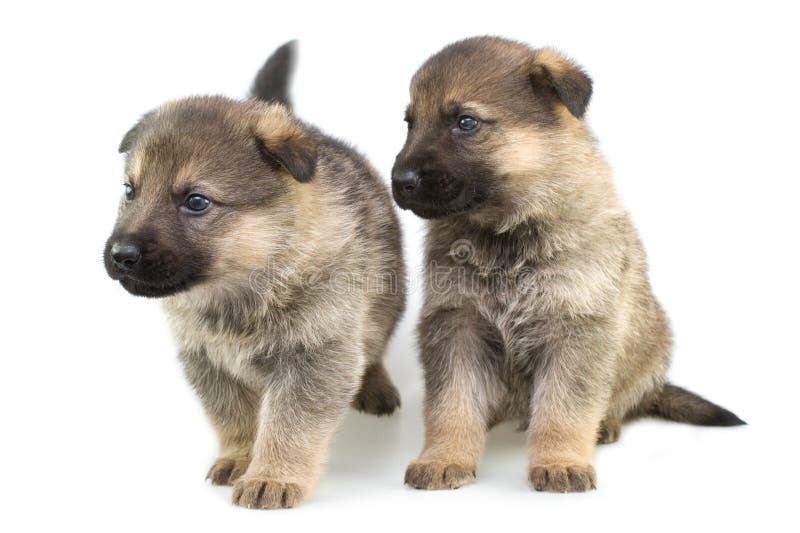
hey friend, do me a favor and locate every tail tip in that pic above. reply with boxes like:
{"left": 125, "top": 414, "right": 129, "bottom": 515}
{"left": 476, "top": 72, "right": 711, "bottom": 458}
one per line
{"left": 279, "top": 39, "right": 298, "bottom": 52}
{"left": 251, "top": 39, "right": 299, "bottom": 106}
{"left": 708, "top": 409, "right": 747, "bottom": 427}
{"left": 269, "top": 40, "right": 298, "bottom": 62}
{"left": 269, "top": 39, "right": 298, "bottom": 68}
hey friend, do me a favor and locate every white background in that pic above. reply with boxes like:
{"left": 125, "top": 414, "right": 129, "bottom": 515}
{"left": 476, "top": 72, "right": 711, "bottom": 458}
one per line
{"left": 1, "top": 1, "right": 798, "bottom": 531}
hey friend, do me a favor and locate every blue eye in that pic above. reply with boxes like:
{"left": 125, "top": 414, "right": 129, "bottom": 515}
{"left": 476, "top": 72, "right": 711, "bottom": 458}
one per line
{"left": 457, "top": 115, "right": 479, "bottom": 131}
{"left": 124, "top": 183, "right": 134, "bottom": 200}
{"left": 185, "top": 193, "right": 211, "bottom": 212}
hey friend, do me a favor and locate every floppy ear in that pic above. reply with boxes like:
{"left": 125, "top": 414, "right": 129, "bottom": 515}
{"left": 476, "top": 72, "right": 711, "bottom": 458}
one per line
{"left": 118, "top": 111, "right": 155, "bottom": 153}
{"left": 530, "top": 48, "right": 593, "bottom": 119}
{"left": 119, "top": 122, "right": 142, "bottom": 153}
{"left": 252, "top": 104, "right": 317, "bottom": 182}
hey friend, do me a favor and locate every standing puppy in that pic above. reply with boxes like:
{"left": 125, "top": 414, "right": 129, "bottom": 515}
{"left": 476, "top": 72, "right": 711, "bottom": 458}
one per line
{"left": 104, "top": 42, "right": 405, "bottom": 508}
{"left": 393, "top": 36, "right": 744, "bottom": 493}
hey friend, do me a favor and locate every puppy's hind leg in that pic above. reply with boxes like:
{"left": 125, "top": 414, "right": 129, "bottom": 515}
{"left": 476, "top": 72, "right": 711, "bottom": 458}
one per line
{"left": 352, "top": 362, "right": 401, "bottom": 416}
{"left": 352, "top": 293, "right": 404, "bottom": 416}
{"left": 596, "top": 417, "right": 622, "bottom": 445}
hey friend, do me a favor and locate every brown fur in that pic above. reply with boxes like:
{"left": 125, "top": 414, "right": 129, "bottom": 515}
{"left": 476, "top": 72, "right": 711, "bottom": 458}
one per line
{"left": 393, "top": 36, "right": 744, "bottom": 493}
{"left": 105, "top": 45, "right": 405, "bottom": 508}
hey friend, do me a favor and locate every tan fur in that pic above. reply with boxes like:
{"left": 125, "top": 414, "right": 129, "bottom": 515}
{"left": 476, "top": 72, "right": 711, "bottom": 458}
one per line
{"left": 395, "top": 37, "right": 740, "bottom": 494}
{"left": 532, "top": 47, "right": 578, "bottom": 79}
{"left": 253, "top": 103, "right": 314, "bottom": 153}
{"left": 205, "top": 211, "right": 289, "bottom": 280}
{"left": 108, "top": 92, "right": 405, "bottom": 509}
{"left": 160, "top": 125, "right": 402, "bottom": 504}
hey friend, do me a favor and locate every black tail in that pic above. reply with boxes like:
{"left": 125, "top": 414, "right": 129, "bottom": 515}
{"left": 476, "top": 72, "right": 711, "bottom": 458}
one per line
{"left": 642, "top": 383, "right": 746, "bottom": 426}
{"left": 250, "top": 40, "right": 297, "bottom": 109}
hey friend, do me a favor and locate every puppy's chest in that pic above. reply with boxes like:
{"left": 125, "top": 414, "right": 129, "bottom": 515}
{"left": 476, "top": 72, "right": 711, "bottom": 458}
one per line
{"left": 440, "top": 244, "right": 547, "bottom": 322}
{"left": 431, "top": 232, "right": 616, "bottom": 327}
{"left": 169, "top": 310, "right": 273, "bottom": 384}
{"left": 163, "top": 295, "right": 302, "bottom": 383}
{"left": 470, "top": 264, "right": 537, "bottom": 318}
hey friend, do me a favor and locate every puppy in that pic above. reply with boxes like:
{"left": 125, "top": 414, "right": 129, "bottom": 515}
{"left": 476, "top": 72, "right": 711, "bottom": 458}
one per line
{"left": 104, "top": 42, "right": 405, "bottom": 508}
{"left": 392, "top": 36, "right": 744, "bottom": 493}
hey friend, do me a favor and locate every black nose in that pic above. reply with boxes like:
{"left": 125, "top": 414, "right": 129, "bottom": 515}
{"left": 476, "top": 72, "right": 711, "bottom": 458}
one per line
{"left": 111, "top": 242, "right": 141, "bottom": 270}
{"left": 392, "top": 168, "right": 420, "bottom": 195}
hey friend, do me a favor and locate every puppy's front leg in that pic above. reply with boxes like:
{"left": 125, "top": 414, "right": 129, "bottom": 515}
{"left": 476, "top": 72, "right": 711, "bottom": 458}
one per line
{"left": 181, "top": 349, "right": 259, "bottom": 486}
{"left": 232, "top": 341, "right": 360, "bottom": 509}
{"left": 406, "top": 307, "right": 503, "bottom": 490}
{"left": 526, "top": 320, "right": 615, "bottom": 493}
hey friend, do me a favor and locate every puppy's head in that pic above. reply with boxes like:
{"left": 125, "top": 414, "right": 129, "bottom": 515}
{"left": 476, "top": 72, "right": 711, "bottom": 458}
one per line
{"left": 104, "top": 96, "right": 316, "bottom": 297}
{"left": 392, "top": 37, "right": 593, "bottom": 221}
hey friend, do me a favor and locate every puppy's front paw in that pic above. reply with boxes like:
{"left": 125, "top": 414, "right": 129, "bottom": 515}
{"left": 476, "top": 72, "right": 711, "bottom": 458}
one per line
{"left": 206, "top": 455, "right": 250, "bottom": 486}
{"left": 232, "top": 477, "right": 306, "bottom": 509}
{"left": 528, "top": 463, "right": 596, "bottom": 493}
{"left": 405, "top": 461, "right": 475, "bottom": 490}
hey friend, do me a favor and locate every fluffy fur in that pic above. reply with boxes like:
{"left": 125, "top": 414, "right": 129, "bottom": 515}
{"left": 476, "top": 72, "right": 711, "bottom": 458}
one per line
{"left": 392, "top": 36, "right": 744, "bottom": 493}
{"left": 104, "top": 42, "right": 405, "bottom": 508}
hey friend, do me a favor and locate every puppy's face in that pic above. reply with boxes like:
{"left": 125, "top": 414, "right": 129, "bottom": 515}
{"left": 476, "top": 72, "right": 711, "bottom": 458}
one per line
{"left": 392, "top": 37, "right": 592, "bottom": 220}
{"left": 104, "top": 97, "right": 316, "bottom": 297}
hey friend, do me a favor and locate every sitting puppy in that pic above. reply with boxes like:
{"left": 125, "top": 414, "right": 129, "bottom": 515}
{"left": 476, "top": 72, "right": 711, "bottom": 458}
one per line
{"left": 104, "top": 42, "right": 405, "bottom": 509}
{"left": 392, "top": 36, "right": 744, "bottom": 493}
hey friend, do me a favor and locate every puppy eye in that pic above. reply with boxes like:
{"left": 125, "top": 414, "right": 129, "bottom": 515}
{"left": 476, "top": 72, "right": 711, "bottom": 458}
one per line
{"left": 185, "top": 193, "right": 211, "bottom": 213}
{"left": 457, "top": 115, "right": 479, "bottom": 131}
{"left": 123, "top": 183, "right": 134, "bottom": 200}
